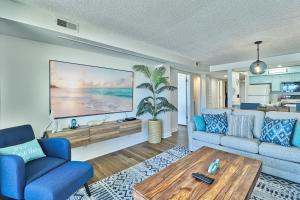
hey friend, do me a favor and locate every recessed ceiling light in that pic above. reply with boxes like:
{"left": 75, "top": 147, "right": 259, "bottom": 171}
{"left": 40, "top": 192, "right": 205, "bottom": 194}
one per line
{"left": 277, "top": 65, "right": 282, "bottom": 68}
{"left": 224, "top": 75, "right": 228, "bottom": 78}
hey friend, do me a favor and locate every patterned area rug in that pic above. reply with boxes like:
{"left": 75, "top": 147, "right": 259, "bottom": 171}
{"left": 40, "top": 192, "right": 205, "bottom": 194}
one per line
{"left": 69, "top": 146, "right": 300, "bottom": 200}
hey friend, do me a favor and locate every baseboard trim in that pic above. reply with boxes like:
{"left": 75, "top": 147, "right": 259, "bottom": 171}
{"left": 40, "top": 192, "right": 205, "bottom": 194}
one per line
{"left": 171, "top": 127, "right": 178, "bottom": 133}
{"left": 162, "top": 132, "right": 172, "bottom": 139}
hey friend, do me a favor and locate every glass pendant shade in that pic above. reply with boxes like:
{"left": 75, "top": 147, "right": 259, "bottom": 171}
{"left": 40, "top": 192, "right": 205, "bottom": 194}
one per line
{"left": 249, "top": 60, "right": 267, "bottom": 74}
{"left": 249, "top": 41, "right": 267, "bottom": 75}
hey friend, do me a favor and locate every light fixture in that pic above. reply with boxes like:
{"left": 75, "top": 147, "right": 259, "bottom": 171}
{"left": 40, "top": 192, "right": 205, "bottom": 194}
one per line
{"left": 269, "top": 67, "right": 287, "bottom": 74}
{"left": 249, "top": 41, "right": 267, "bottom": 74}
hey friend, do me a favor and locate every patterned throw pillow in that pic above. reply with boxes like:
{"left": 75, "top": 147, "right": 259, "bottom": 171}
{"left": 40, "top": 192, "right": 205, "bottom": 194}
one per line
{"left": 227, "top": 115, "right": 254, "bottom": 139}
{"left": 260, "top": 117, "right": 297, "bottom": 147}
{"left": 292, "top": 121, "right": 300, "bottom": 148}
{"left": 192, "top": 115, "right": 206, "bottom": 131}
{"left": 0, "top": 139, "right": 46, "bottom": 163}
{"left": 203, "top": 112, "right": 228, "bottom": 134}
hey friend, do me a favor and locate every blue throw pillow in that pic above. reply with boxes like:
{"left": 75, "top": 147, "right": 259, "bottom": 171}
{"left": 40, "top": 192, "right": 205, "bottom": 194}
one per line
{"left": 260, "top": 117, "right": 297, "bottom": 147}
{"left": 0, "top": 139, "right": 46, "bottom": 163}
{"left": 192, "top": 115, "right": 206, "bottom": 131}
{"left": 203, "top": 112, "right": 228, "bottom": 134}
{"left": 292, "top": 121, "right": 300, "bottom": 148}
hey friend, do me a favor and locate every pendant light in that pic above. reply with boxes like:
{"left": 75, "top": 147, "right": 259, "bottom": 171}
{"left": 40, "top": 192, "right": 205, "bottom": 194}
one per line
{"left": 249, "top": 41, "right": 267, "bottom": 74}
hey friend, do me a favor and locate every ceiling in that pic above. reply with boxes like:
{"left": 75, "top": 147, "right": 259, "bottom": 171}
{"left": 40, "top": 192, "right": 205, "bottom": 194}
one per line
{"left": 15, "top": 0, "right": 300, "bottom": 66}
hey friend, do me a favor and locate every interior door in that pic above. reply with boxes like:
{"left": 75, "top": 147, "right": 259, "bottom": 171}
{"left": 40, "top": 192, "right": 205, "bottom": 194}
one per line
{"left": 178, "top": 73, "right": 190, "bottom": 125}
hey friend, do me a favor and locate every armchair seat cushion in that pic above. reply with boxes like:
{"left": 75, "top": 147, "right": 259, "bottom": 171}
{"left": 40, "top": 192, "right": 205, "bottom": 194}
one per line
{"left": 25, "top": 161, "right": 93, "bottom": 200}
{"left": 26, "top": 157, "right": 66, "bottom": 184}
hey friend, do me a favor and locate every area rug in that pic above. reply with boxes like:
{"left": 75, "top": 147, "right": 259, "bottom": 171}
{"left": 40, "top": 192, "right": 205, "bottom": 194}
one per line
{"left": 69, "top": 145, "right": 300, "bottom": 200}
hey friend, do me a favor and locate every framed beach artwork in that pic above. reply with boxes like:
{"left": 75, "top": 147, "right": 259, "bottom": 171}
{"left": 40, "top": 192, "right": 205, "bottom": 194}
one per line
{"left": 49, "top": 60, "right": 133, "bottom": 119}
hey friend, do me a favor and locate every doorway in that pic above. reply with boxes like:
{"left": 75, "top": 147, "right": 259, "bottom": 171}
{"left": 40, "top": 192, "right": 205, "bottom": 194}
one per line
{"left": 177, "top": 73, "right": 191, "bottom": 126}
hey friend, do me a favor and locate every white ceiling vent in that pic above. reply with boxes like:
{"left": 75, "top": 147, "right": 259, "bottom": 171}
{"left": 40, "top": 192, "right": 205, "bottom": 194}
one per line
{"left": 56, "top": 18, "right": 78, "bottom": 32}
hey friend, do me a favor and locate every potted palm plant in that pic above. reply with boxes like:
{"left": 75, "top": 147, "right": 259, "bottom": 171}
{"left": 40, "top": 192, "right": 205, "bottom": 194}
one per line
{"left": 133, "top": 65, "right": 177, "bottom": 143}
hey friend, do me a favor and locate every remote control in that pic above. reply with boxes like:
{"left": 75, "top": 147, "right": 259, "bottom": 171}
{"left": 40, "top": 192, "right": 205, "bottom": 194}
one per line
{"left": 192, "top": 173, "right": 214, "bottom": 184}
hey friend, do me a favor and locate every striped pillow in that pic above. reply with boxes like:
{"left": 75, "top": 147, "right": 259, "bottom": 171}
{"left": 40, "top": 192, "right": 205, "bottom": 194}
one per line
{"left": 227, "top": 115, "right": 254, "bottom": 139}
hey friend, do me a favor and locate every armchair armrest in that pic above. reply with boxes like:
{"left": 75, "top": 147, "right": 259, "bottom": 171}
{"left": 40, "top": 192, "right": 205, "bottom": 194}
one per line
{"left": 0, "top": 155, "right": 25, "bottom": 199}
{"left": 39, "top": 138, "right": 71, "bottom": 161}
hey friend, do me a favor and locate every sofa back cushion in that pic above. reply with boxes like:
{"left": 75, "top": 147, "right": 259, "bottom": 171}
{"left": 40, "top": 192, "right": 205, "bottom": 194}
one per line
{"left": 266, "top": 111, "right": 300, "bottom": 120}
{"left": 292, "top": 122, "right": 300, "bottom": 148}
{"left": 260, "top": 117, "right": 297, "bottom": 147}
{"left": 192, "top": 115, "right": 206, "bottom": 131}
{"left": 0, "top": 125, "right": 35, "bottom": 148}
{"left": 202, "top": 108, "right": 232, "bottom": 116}
{"left": 203, "top": 112, "right": 228, "bottom": 134}
{"left": 227, "top": 114, "right": 254, "bottom": 139}
{"left": 233, "top": 109, "right": 265, "bottom": 139}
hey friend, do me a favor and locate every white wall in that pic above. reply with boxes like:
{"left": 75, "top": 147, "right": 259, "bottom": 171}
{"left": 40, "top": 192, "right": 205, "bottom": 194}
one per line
{"left": 207, "top": 76, "right": 218, "bottom": 108}
{"left": 0, "top": 34, "right": 172, "bottom": 160}
{"left": 206, "top": 76, "right": 226, "bottom": 109}
{"left": 232, "top": 71, "right": 240, "bottom": 106}
{"left": 0, "top": 0, "right": 197, "bottom": 69}
{"left": 200, "top": 74, "right": 207, "bottom": 111}
{"left": 170, "top": 67, "right": 178, "bottom": 132}
{"left": 193, "top": 75, "right": 201, "bottom": 115}
{"left": 177, "top": 73, "right": 188, "bottom": 125}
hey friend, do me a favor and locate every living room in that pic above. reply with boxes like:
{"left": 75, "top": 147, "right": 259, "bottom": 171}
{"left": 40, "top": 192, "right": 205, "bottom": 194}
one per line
{"left": 0, "top": 1, "right": 300, "bottom": 200}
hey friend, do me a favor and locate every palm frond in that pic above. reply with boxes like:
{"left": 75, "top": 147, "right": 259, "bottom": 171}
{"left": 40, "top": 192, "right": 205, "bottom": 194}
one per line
{"left": 133, "top": 65, "right": 151, "bottom": 78}
{"left": 136, "top": 100, "right": 154, "bottom": 116}
{"left": 153, "top": 66, "right": 166, "bottom": 77}
{"left": 156, "top": 85, "right": 177, "bottom": 94}
{"left": 154, "top": 77, "right": 169, "bottom": 89}
{"left": 156, "top": 97, "right": 169, "bottom": 104}
{"left": 152, "top": 66, "right": 166, "bottom": 88}
{"left": 156, "top": 108, "right": 176, "bottom": 116}
{"left": 156, "top": 99, "right": 177, "bottom": 112}
{"left": 136, "top": 83, "right": 154, "bottom": 93}
{"left": 137, "top": 96, "right": 154, "bottom": 110}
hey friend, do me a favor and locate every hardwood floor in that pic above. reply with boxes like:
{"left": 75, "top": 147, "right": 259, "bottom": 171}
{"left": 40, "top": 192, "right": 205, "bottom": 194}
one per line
{"left": 88, "top": 125, "right": 188, "bottom": 182}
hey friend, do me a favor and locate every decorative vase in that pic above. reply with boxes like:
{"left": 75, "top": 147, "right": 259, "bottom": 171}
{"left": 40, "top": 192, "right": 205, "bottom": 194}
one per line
{"left": 148, "top": 120, "right": 162, "bottom": 144}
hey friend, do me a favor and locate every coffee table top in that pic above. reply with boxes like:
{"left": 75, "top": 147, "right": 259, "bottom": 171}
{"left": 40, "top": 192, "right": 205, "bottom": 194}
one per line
{"left": 133, "top": 147, "right": 262, "bottom": 200}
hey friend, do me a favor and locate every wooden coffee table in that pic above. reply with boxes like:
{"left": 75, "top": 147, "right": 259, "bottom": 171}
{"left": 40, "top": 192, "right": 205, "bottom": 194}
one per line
{"left": 133, "top": 147, "right": 262, "bottom": 200}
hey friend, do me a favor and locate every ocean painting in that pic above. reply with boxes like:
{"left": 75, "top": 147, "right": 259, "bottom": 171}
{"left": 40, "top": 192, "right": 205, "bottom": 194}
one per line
{"left": 50, "top": 61, "right": 133, "bottom": 118}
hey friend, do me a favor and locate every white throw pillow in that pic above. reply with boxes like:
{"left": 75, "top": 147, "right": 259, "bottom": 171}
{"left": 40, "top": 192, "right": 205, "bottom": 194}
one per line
{"left": 227, "top": 114, "right": 254, "bottom": 139}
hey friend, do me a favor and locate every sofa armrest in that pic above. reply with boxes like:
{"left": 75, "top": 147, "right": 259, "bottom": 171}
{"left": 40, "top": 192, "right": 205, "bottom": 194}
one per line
{"left": 188, "top": 121, "right": 196, "bottom": 151}
{"left": 188, "top": 120, "right": 196, "bottom": 132}
{"left": 0, "top": 155, "right": 25, "bottom": 199}
{"left": 39, "top": 138, "right": 71, "bottom": 161}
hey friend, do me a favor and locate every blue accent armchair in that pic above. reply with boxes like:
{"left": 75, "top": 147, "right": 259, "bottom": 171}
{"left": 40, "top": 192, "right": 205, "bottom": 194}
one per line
{"left": 0, "top": 125, "right": 93, "bottom": 200}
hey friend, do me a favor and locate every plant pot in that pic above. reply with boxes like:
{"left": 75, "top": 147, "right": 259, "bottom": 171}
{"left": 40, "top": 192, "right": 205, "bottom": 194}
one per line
{"left": 148, "top": 120, "right": 162, "bottom": 144}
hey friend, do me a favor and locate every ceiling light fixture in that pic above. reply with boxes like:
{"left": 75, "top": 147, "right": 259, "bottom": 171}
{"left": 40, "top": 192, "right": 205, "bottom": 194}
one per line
{"left": 269, "top": 67, "right": 287, "bottom": 74}
{"left": 249, "top": 41, "right": 267, "bottom": 75}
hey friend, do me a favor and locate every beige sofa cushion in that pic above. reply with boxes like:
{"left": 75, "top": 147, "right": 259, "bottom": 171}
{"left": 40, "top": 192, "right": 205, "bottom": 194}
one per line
{"left": 192, "top": 131, "right": 223, "bottom": 145}
{"left": 202, "top": 108, "right": 231, "bottom": 117}
{"left": 266, "top": 111, "right": 300, "bottom": 120}
{"left": 221, "top": 136, "right": 260, "bottom": 153}
{"left": 233, "top": 109, "right": 265, "bottom": 139}
{"left": 259, "top": 142, "right": 300, "bottom": 163}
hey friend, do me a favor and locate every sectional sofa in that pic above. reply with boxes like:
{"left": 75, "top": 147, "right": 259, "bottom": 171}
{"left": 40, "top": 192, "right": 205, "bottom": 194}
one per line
{"left": 188, "top": 108, "right": 300, "bottom": 183}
